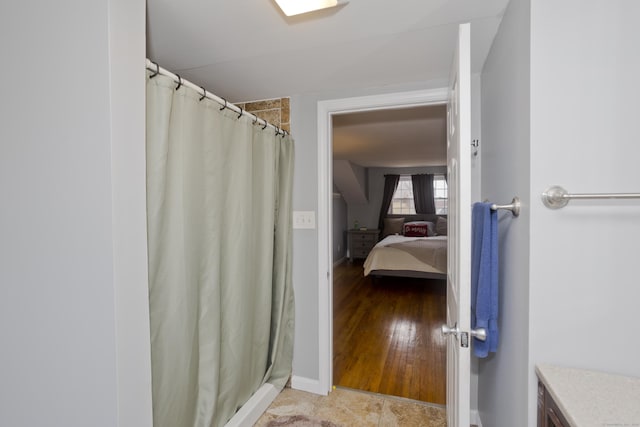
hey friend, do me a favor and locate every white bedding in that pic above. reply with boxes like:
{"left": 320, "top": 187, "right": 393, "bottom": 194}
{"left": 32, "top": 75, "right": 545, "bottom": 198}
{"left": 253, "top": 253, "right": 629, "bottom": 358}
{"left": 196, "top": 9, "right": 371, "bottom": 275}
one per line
{"left": 363, "top": 235, "right": 447, "bottom": 277}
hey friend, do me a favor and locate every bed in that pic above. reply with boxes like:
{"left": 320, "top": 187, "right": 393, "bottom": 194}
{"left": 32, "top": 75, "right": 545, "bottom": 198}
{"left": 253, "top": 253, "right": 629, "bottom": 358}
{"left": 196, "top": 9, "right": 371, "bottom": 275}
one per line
{"left": 363, "top": 216, "right": 448, "bottom": 280}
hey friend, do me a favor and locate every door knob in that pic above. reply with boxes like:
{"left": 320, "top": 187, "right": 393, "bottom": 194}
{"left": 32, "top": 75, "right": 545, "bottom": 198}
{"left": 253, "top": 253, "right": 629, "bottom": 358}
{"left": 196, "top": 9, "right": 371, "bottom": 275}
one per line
{"left": 441, "top": 323, "right": 460, "bottom": 337}
{"left": 442, "top": 324, "right": 487, "bottom": 342}
{"left": 470, "top": 327, "right": 487, "bottom": 342}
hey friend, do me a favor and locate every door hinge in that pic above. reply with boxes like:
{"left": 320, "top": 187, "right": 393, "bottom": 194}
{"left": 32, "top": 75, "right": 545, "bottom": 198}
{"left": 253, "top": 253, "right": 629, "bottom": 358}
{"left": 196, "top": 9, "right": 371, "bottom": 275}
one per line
{"left": 471, "top": 139, "right": 479, "bottom": 157}
{"left": 460, "top": 332, "right": 469, "bottom": 348}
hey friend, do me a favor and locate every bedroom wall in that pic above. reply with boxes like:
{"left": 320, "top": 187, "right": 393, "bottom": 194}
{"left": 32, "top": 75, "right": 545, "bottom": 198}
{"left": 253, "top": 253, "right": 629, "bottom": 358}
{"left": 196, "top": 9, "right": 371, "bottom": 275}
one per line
{"left": 479, "top": 0, "right": 532, "bottom": 425}
{"left": 348, "top": 166, "right": 447, "bottom": 230}
{"left": 350, "top": 162, "right": 368, "bottom": 202}
{"left": 332, "top": 192, "right": 348, "bottom": 262}
{"left": 0, "top": 1, "right": 151, "bottom": 426}
{"left": 332, "top": 160, "right": 368, "bottom": 205}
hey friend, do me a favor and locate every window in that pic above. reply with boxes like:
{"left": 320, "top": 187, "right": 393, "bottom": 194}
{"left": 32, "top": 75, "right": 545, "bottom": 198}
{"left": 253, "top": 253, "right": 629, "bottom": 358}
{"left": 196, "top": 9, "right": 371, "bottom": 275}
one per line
{"left": 434, "top": 175, "right": 448, "bottom": 214}
{"left": 388, "top": 174, "right": 448, "bottom": 215}
{"left": 388, "top": 176, "right": 415, "bottom": 215}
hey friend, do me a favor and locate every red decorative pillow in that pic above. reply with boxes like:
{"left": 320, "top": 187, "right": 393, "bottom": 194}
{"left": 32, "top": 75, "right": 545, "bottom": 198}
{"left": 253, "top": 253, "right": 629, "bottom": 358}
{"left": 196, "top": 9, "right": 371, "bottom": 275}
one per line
{"left": 403, "top": 222, "right": 429, "bottom": 237}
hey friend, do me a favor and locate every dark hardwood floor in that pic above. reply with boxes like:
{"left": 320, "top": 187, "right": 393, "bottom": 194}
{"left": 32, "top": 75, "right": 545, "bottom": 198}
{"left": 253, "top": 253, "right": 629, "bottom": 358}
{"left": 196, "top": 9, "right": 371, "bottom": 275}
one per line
{"left": 332, "top": 260, "right": 447, "bottom": 405}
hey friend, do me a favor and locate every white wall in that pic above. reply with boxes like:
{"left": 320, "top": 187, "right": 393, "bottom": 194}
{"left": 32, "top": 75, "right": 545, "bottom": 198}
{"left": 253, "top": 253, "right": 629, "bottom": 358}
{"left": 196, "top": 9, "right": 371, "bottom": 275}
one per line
{"left": 0, "top": 1, "right": 151, "bottom": 426}
{"left": 479, "top": 0, "right": 532, "bottom": 425}
{"left": 469, "top": 72, "right": 482, "bottom": 418}
{"left": 290, "top": 79, "right": 448, "bottom": 381}
{"left": 480, "top": 1, "right": 640, "bottom": 426}
{"left": 528, "top": 0, "right": 640, "bottom": 424}
{"left": 470, "top": 74, "right": 482, "bottom": 204}
{"left": 290, "top": 75, "right": 483, "bottom": 411}
{"left": 108, "top": 0, "right": 154, "bottom": 425}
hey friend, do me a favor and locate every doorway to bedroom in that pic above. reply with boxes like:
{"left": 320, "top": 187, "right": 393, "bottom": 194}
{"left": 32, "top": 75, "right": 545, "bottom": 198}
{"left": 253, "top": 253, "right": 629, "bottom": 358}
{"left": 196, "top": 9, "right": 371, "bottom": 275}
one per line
{"left": 329, "top": 101, "right": 449, "bottom": 404}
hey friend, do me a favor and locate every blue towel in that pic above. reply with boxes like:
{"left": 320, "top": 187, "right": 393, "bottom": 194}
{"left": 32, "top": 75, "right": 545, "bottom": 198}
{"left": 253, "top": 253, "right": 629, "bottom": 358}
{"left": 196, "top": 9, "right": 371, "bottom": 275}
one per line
{"left": 471, "top": 202, "right": 498, "bottom": 357}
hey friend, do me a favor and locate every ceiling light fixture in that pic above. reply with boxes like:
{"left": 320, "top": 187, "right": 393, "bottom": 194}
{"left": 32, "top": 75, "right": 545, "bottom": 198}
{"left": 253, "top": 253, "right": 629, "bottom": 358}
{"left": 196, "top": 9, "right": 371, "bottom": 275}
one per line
{"left": 274, "top": 0, "right": 347, "bottom": 16}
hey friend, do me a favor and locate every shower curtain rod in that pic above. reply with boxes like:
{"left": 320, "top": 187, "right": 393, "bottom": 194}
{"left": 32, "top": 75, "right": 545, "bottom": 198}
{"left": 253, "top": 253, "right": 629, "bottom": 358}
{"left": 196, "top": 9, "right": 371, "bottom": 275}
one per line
{"left": 146, "top": 59, "right": 288, "bottom": 136}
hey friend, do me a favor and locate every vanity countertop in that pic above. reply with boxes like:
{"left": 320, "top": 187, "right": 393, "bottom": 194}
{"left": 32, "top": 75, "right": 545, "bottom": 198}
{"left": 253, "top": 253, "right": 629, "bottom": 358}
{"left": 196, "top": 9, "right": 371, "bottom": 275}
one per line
{"left": 536, "top": 364, "right": 640, "bottom": 427}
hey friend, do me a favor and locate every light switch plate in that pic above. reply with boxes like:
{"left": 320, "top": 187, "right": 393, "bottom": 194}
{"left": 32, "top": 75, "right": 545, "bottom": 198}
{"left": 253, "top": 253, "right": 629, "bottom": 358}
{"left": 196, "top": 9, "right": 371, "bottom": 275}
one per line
{"left": 293, "top": 211, "right": 316, "bottom": 229}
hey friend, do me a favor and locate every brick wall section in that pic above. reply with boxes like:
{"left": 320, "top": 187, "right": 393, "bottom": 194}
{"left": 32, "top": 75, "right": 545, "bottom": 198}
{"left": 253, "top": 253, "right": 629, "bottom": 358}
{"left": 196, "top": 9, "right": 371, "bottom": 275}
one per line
{"left": 236, "top": 98, "right": 290, "bottom": 133}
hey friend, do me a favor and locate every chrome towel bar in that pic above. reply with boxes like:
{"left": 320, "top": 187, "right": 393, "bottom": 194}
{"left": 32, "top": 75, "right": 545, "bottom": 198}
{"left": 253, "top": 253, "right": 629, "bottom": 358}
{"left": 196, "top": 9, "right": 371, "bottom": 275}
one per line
{"left": 542, "top": 185, "right": 640, "bottom": 209}
{"left": 490, "top": 197, "right": 520, "bottom": 217}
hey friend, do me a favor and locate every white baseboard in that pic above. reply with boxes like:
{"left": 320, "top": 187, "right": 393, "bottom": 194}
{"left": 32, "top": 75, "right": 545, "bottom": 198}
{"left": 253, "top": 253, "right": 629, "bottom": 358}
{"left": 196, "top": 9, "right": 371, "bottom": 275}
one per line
{"left": 225, "top": 383, "right": 279, "bottom": 427}
{"left": 332, "top": 257, "right": 346, "bottom": 268}
{"left": 471, "top": 410, "right": 483, "bottom": 427}
{"left": 291, "top": 375, "right": 327, "bottom": 396}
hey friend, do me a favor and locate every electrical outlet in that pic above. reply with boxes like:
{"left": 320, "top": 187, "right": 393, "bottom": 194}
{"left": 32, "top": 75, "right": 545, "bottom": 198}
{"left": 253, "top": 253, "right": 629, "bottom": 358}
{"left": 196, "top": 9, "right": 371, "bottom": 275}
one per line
{"left": 293, "top": 211, "right": 316, "bottom": 229}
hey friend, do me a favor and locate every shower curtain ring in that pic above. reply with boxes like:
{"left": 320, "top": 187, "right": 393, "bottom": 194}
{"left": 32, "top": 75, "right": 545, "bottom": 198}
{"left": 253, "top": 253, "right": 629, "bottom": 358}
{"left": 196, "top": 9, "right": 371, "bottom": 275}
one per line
{"left": 149, "top": 62, "right": 160, "bottom": 78}
{"left": 220, "top": 98, "right": 227, "bottom": 111}
{"left": 237, "top": 107, "right": 243, "bottom": 119}
{"left": 261, "top": 120, "right": 268, "bottom": 130}
{"left": 252, "top": 115, "right": 259, "bottom": 125}
{"left": 199, "top": 86, "right": 206, "bottom": 101}
{"left": 275, "top": 126, "right": 280, "bottom": 136}
{"left": 175, "top": 75, "right": 182, "bottom": 91}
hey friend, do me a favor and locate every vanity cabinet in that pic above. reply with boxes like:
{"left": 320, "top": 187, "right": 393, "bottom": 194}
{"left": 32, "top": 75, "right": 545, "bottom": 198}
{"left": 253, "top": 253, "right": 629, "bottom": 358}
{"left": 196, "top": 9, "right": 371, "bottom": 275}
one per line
{"left": 538, "top": 381, "right": 570, "bottom": 427}
{"left": 536, "top": 364, "right": 640, "bottom": 427}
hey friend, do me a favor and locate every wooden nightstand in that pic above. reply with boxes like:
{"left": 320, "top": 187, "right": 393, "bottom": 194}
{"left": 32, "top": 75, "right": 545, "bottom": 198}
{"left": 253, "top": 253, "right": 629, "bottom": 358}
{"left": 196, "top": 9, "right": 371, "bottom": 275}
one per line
{"left": 348, "top": 229, "right": 380, "bottom": 262}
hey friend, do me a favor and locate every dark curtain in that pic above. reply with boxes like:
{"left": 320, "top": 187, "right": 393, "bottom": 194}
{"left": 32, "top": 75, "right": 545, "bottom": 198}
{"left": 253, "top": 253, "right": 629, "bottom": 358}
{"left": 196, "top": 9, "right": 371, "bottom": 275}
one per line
{"left": 412, "top": 174, "right": 436, "bottom": 214}
{"left": 377, "top": 174, "right": 400, "bottom": 231}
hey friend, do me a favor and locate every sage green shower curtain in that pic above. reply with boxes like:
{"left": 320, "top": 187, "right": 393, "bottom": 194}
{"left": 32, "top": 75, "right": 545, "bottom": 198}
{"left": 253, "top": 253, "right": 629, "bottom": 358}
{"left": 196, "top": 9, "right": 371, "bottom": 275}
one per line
{"left": 146, "top": 73, "right": 294, "bottom": 427}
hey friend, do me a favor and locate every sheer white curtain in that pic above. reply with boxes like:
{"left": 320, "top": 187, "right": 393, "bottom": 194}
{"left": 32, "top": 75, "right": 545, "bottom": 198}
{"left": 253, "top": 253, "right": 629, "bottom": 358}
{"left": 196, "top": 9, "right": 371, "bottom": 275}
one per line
{"left": 146, "top": 74, "right": 294, "bottom": 427}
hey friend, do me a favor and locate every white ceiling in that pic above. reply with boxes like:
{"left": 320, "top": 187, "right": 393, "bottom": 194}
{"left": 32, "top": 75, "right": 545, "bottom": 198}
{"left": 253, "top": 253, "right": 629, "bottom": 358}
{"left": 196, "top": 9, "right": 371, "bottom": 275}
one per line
{"left": 147, "top": 0, "right": 510, "bottom": 102}
{"left": 333, "top": 105, "right": 447, "bottom": 167}
{"left": 147, "top": 0, "right": 509, "bottom": 168}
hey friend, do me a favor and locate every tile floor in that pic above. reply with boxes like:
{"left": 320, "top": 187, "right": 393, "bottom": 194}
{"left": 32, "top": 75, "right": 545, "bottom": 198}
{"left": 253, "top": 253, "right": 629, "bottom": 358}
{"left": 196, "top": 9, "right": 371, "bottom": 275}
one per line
{"left": 254, "top": 387, "right": 447, "bottom": 427}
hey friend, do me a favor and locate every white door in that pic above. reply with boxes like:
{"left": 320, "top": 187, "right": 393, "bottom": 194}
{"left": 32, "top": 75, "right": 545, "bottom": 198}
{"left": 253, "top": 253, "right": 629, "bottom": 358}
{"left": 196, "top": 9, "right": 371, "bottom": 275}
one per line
{"left": 443, "top": 23, "right": 472, "bottom": 427}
